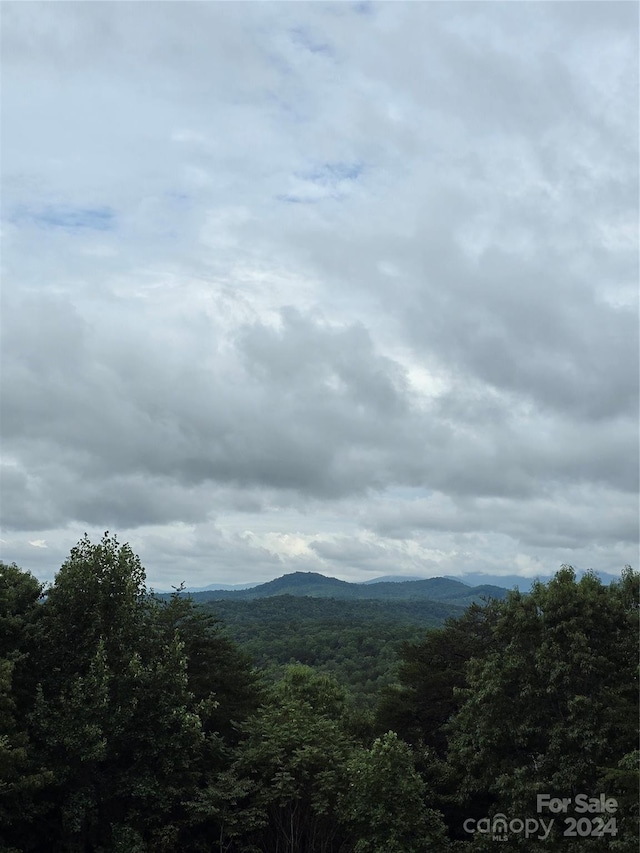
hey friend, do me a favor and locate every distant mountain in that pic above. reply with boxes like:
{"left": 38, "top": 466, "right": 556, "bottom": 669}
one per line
{"left": 183, "top": 570, "right": 509, "bottom": 608}
{"left": 444, "top": 569, "right": 626, "bottom": 592}
{"left": 443, "top": 573, "right": 538, "bottom": 591}
{"left": 157, "top": 581, "right": 259, "bottom": 594}
{"left": 162, "top": 569, "right": 626, "bottom": 596}
{"left": 185, "top": 581, "right": 258, "bottom": 593}
{"left": 361, "top": 575, "right": 435, "bottom": 584}
{"left": 212, "top": 571, "right": 354, "bottom": 599}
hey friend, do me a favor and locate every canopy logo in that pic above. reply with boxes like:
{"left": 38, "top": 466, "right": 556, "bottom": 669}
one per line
{"left": 463, "top": 794, "right": 619, "bottom": 842}
{"left": 463, "top": 814, "right": 553, "bottom": 842}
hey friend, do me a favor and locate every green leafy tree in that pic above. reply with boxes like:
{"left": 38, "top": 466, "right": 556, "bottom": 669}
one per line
{"left": 0, "top": 562, "right": 43, "bottom": 656}
{"left": 154, "top": 588, "right": 260, "bottom": 741}
{"left": 226, "top": 665, "right": 354, "bottom": 853}
{"left": 375, "top": 601, "right": 500, "bottom": 753}
{"left": 151, "top": 589, "right": 261, "bottom": 853}
{"left": 374, "top": 599, "right": 501, "bottom": 842}
{"left": 449, "top": 567, "right": 639, "bottom": 851}
{"left": 0, "top": 563, "right": 50, "bottom": 851}
{"left": 339, "top": 730, "right": 449, "bottom": 853}
{"left": 23, "top": 534, "right": 206, "bottom": 852}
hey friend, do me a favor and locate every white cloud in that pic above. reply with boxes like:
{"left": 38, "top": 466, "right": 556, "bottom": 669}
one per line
{"left": 1, "top": 2, "right": 637, "bottom": 587}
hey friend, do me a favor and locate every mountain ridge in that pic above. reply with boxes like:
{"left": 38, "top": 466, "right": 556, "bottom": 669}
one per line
{"left": 181, "top": 570, "right": 509, "bottom": 608}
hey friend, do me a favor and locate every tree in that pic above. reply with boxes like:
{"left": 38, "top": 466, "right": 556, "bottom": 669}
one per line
{"left": 226, "top": 665, "right": 354, "bottom": 853}
{"left": 23, "top": 534, "right": 206, "bottom": 852}
{"left": 339, "top": 731, "right": 449, "bottom": 853}
{"left": 374, "top": 599, "right": 502, "bottom": 843}
{"left": 0, "top": 562, "right": 50, "bottom": 851}
{"left": 375, "top": 601, "right": 500, "bottom": 753}
{"left": 154, "top": 588, "right": 260, "bottom": 742}
{"left": 448, "top": 567, "right": 639, "bottom": 851}
{"left": 151, "top": 590, "right": 261, "bottom": 853}
{"left": 0, "top": 562, "right": 43, "bottom": 656}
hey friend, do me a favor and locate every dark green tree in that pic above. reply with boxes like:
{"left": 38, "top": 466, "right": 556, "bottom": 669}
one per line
{"left": 154, "top": 588, "right": 260, "bottom": 741}
{"left": 225, "top": 665, "right": 354, "bottom": 853}
{"left": 23, "top": 534, "right": 206, "bottom": 852}
{"left": 151, "top": 589, "right": 261, "bottom": 853}
{"left": 339, "top": 730, "right": 450, "bottom": 853}
{"left": 374, "top": 599, "right": 502, "bottom": 842}
{"left": 448, "top": 567, "right": 639, "bottom": 851}
{"left": 0, "top": 562, "right": 50, "bottom": 851}
{"left": 375, "top": 601, "right": 500, "bottom": 753}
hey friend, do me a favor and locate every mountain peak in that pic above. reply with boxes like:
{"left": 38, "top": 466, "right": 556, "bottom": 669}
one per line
{"left": 183, "top": 570, "right": 510, "bottom": 607}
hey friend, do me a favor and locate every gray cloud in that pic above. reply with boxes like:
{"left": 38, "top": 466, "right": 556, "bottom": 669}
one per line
{"left": 1, "top": 2, "right": 637, "bottom": 586}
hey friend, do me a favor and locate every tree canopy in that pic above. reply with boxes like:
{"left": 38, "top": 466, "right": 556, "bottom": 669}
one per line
{"left": 0, "top": 539, "right": 636, "bottom": 852}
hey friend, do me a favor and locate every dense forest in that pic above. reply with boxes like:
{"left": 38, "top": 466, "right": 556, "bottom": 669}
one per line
{"left": 195, "top": 596, "right": 465, "bottom": 707}
{"left": 1, "top": 533, "right": 637, "bottom": 852}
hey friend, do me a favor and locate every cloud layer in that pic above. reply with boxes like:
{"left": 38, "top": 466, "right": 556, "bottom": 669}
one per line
{"left": 1, "top": 2, "right": 638, "bottom": 587}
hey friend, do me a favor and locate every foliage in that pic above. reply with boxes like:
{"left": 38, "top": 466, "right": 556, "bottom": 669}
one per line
{"left": 0, "top": 562, "right": 50, "bottom": 849}
{"left": 1, "top": 535, "right": 259, "bottom": 852}
{"left": 1, "top": 540, "right": 636, "bottom": 852}
{"left": 375, "top": 600, "right": 501, "bottom": 752}
{"left": 225, "top": 665, "right": 354, "bottom": 853}
{"left": 22, "top": 535, "right": 207, "bottom": 851}
{"left": 339, "top": 731, "right": 449, "bottom": 852}
{"left": 201, "top": 594, "right": 460, "bottom": 707}
{"left": 153, "top": 587, "right": 260, "bottom": 741}
{"left": 447, "top": 566, "right": 639, "bottom": 850}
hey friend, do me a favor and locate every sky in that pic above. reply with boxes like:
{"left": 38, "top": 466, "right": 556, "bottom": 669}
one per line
{"left": 1, "top": 1, "right": 638, "bottom": 589}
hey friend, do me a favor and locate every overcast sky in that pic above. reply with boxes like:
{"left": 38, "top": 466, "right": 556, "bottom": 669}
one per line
{"left": 1, "top": 1, "right": 638, "bottom": 589}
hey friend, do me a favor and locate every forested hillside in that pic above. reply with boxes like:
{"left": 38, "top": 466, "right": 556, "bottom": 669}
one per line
{"left": 201, "top": 595, "right": 466, "bottom": 706}
{"left": 184, "top": 571, "right": 509, "bottom": 609}
{"left": 1, "top": 534, "right": 637, "bottom": 852}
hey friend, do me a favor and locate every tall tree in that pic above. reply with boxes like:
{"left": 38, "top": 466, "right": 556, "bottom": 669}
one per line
{"left": 24, "top": 534, "right": 206, "bottom": 852}
{"left": 374, "top": 599, "right": 502, "bottom": 842}
{"left": 226, "top": 665, "right": 354, "bottom": 853}
{"left": 449, "top": 567, "right": 639, "bottom": 851}
{"left": 375, "top": 600, "right": 500, "bottom": 753}
{"left": 0, "top": 562, "right": 49, "bottom": 851}
{"left": 339, "top": 730, "right": 450, "bottom": 853}
{"left": 155, "top": 588, "right": 260, "bottom": 742}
